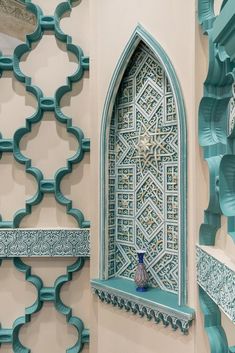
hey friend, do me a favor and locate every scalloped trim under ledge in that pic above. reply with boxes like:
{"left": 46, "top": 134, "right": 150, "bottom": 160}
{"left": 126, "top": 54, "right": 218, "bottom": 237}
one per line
{"left": 0, "top": 228, "right": 90, "bottom": 257}
{"left": 91, "top": 278, "right": 194, "bottom": 334}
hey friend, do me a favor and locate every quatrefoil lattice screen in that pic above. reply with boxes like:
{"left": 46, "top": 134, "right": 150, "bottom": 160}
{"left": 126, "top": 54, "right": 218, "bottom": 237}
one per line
{"left": 0, "top": 0, "right": 90, "bottom": 352}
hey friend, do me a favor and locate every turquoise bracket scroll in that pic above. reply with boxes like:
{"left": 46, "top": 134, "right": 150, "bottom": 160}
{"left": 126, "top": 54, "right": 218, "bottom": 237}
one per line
{"left": 0, "top": 0, "right": 90, "bottom": 228}
{"left": 0, "top": 257, "right": 89, "bottom": 352}
{"left": 198, "top": 0, "right": 235, "bottom": 351}
{"left": 199, "top": 287, "right": 229, "bottom": 353}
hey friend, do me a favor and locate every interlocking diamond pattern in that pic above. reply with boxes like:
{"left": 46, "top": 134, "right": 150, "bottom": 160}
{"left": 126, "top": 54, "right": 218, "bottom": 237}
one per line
{"left": 108, "top": 42, "right": 179, "bottom": 293}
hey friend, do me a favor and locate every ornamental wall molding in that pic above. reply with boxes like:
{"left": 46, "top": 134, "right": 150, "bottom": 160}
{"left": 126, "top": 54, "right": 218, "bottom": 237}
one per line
{"left": 91, "top": 282, "right": 194, "bottom": 334}
{"left": 0, "top": 229, "right": 90, "bottom": 257}
{"left": 197, "top": 246, "right": 235, "bottom": 323}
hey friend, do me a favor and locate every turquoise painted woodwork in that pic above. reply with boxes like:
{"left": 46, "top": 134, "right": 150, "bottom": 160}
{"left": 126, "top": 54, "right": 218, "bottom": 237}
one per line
{"left": 91, "top": 278, "right": 194, "bottom": 334}
{"left": 0, "top": 0, "right": 90, "bottom": 229}
{"left": 0, "top": 257, "right": 89, "bottom": 352}
{"left": 198, "top": 1, "right": 235, "bottom": 351}
{"left": 92, "top": 25, "right": 194, "bottom": 331}
{"left": 199, "top": 287, "right": 229, "bottom": 353}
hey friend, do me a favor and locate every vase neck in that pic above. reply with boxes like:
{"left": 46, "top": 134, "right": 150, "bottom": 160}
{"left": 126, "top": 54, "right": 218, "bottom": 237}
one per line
{"left": 137, "top": 252, "right": 145, "bottom": 263}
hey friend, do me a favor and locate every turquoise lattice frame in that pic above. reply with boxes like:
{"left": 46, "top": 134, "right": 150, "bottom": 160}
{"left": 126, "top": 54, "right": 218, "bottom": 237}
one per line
{"left": 91, "top": 25, "right": 194, "bottom": 333}
{"left": 0, "top": 257, "right": 89, "bottom": 352}
{"left": 198, "top": 0, "right": 235, "bottom": 351}
{"left": 0, "top": 1, "right": 90, "bottom": 351}
{"left": 0, "top": 0, "right": 90, "bottom": 229}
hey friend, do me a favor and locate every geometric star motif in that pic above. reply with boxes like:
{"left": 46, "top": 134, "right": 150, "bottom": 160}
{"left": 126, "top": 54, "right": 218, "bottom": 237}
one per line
{"left": 108, "top": 41, "right": 180, "bottom": 293}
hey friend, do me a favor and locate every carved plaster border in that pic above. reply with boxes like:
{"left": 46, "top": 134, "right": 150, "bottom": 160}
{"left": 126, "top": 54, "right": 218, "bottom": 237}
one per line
{"left": 197, "top": 246, "right": 235, "bottom": 323}
{"left": 0, "top": 229, "right": 90, "bottom": 257}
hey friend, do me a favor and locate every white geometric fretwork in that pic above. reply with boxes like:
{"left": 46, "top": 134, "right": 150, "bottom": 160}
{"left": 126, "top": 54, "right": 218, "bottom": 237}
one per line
{"left": 108, "top": 42, "right": 179, "bottom": 293}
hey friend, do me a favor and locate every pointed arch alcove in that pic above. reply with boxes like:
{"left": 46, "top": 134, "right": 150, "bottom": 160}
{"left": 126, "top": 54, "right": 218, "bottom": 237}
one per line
{"left": 91, "top": 25, "right": 194, "bottom": 333}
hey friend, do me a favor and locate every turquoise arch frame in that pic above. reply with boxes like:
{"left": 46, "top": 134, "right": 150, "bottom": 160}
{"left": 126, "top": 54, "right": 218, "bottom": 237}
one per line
{"left": 99, "top": 24, "right": 188, "bottom": 306}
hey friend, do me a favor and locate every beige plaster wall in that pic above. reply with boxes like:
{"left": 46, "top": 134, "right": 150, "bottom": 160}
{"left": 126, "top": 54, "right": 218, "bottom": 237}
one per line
{"left": 0, "top": 0, "right": 226, "bottom": 352}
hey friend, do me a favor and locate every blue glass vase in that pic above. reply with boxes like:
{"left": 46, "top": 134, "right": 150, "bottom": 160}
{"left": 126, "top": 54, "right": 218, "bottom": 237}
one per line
{"left": 134, "top": 250, "right": 148, "bottom": 292}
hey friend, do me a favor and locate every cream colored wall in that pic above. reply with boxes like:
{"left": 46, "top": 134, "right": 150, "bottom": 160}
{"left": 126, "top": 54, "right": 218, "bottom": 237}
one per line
{"left": 0, "top": 0, "right": 226, "bottom": 352}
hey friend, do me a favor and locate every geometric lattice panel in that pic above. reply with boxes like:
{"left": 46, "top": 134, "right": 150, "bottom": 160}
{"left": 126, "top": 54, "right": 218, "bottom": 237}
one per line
{"left": 108, "top": 42, "right": 179, "bottom": 294}
{"left": 92, "top": 25, "right": 192, "bottom": 332}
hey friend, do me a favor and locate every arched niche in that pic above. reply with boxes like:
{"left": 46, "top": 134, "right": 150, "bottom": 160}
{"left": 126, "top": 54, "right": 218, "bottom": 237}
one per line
{"left": 91, "top": 26, "right": 193, "bottom": 331}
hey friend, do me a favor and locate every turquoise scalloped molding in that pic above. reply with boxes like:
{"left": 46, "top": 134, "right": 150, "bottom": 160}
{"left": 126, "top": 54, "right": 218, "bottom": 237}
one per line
{"left": 91, "top": 278, "right": 194, "bottom": 334}
{"left": 198, "top": 0, "right": 235, "bottom": 351}
{"left": 0, "top": 0, "right": 90, "bottom": 229}
{"left": 0, "top": 229, "right": 90, "bottom": 257}
{"left": 0, "top": 257, "right": 89, "bottom": 352}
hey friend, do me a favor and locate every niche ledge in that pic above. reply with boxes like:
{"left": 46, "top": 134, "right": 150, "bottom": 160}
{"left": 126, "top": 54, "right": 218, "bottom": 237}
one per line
{"left": 91, "top": 278, "right": 194, "bottom": 334}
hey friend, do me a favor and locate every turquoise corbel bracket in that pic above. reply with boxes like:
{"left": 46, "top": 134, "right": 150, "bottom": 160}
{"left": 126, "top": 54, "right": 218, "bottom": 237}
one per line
{"left": 198, "top": 0, "right": 235, "bottom": 351}
{"left": 198, "top": 0, "right": 228, "bottom": 33}
{"left": 198, "top": 0, "right": 235, "bottom": 247}
{"left": 91, "top": 278, "right": 194, "bottom": 334}
{"left": 199, "top": 287, "right": 229, "bottom": 353}
{"left": 0, "top": 257, "right": 89, "bottom": 352}
{"left": 0, "top": 0, "right": 90, "bottom": 228}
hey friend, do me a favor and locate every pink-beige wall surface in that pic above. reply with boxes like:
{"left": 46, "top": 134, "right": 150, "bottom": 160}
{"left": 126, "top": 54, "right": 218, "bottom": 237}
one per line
{"left": 0, "top": 0, "right": 226, "bottom": 352}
